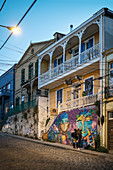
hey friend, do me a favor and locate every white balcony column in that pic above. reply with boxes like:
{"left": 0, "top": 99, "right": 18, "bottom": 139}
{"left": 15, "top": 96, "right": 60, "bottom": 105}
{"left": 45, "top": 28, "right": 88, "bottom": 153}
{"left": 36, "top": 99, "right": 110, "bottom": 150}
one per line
{"left": 77, "top": 31, "right": 84, "bottom": 65}
{"left": 49, "top": 51, "right": 53, "bottom": 79}
{"left": 62, "top": 41, "right": 67, "bottom": 72}
{"left": 38, "top": 58, "right": 41, "bottom": 87}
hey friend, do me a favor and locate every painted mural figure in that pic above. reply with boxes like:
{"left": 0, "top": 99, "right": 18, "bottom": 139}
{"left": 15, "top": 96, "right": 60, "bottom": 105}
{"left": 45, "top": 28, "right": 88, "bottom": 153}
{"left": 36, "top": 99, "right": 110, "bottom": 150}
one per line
{"left": 76, "top": 109, "right": 97, "bottom": 147}
{"left": 48, "top": 112, "right": 71, "bottom": 145}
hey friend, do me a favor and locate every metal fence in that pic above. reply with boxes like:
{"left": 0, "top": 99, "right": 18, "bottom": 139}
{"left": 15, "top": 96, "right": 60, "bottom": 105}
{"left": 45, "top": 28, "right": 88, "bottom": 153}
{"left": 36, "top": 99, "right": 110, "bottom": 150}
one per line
{"left": 2, "top": 99, "right": 36, "bottom": 126}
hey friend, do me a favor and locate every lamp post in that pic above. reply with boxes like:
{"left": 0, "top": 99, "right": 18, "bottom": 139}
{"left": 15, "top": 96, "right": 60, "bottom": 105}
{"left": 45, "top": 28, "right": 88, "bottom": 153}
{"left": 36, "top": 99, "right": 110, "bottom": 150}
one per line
{"left": 0, "top": 24, "right": 20, "bottom": 33}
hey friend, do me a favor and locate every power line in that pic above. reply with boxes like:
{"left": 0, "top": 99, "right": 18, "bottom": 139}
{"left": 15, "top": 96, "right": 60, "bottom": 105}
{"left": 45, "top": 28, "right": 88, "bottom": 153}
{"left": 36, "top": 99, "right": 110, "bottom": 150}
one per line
{"left": 0, "top": 0, "right": 37, "bottom": 50}
{"left": 0, "top": 0, "right": 6, "bottom": 12}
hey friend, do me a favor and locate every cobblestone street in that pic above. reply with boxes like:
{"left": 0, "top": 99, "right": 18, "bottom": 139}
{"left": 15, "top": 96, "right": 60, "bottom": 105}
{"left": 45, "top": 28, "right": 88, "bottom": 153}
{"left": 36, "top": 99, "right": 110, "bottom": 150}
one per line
{"left": 0, "top": 133, "right": 113, "bottom": 170}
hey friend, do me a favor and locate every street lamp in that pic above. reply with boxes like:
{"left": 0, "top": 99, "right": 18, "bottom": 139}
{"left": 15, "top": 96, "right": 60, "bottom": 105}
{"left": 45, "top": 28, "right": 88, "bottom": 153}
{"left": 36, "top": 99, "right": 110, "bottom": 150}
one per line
{"left": 0, "top": 24, "right": 20, "bottom": 33}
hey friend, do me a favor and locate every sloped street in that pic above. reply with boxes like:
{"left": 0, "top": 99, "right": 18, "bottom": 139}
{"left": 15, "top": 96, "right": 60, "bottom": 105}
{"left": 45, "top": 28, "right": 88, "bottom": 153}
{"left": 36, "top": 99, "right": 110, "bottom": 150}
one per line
{"left": 0, "top": 132, "right": 113, "bottom": 170}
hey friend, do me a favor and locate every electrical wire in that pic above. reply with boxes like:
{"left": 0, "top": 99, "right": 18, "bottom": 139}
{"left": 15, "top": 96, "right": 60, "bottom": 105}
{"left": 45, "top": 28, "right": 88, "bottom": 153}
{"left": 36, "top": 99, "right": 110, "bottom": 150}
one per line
{"left": 0, "top": 0, "right": 6, "bottom": 12}
{"left": 0, "top": 0, "right": 37, "bottom": 50}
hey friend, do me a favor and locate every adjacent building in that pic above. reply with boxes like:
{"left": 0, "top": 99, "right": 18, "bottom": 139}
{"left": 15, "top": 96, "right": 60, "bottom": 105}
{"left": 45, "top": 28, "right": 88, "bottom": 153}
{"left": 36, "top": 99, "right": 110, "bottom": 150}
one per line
{"left": 0, "top": 65, "right": 16, "bottom": 129}
{"left": 103, "top": 47, "right": 113, "bottom": 152}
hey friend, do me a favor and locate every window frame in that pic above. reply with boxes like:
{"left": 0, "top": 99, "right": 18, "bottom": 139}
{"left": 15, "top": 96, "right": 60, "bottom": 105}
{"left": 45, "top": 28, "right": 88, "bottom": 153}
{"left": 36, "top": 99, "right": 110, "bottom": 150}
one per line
{"left": 21, "top": 68, "right": 25, "bottom": 84}
{"left": 84, "top": 76, "right": 94, "bottom": 96}
{"left": 28, "top": 63, "right": 33, "bottom": 80}
{"left": 56, "top": 89, "right": 63, "bottom": 108}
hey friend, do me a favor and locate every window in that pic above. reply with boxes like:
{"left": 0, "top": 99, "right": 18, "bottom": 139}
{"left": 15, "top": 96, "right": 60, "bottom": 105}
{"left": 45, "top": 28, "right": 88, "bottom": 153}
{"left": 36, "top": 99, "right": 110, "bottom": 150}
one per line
{"left": 109, "top": 111, "right": 113, "bottom": 119}
{"left": 109, "top": 62, "right": 113, "bottom": 85}
{"left": 31, "top": 48, "right": 34, "bottom": 54}
{"left": 28, "top": 63, "right": 33, "bottom": 79}
{"left": 28, "top": 92, "right": 31, "bottom": 102}
{"left": 35, "top": 60, "right": 38, "bottom": 76}
{"left": 54, "top": 55, "right": 63, "bottom": 68}
{"left": 6, "top": 83, "right": 10, "bottom": 92}
{"left": 73, "top": 89, "right": 79, "bottom": 99}
{"left": 16, "top": 97, "right": 20, "bottom": 106}
{"left": 21, "top": 68, "right": 25, "bottom": 84}
{"left": 57, "top": 89, "right": 63, "bottom": 107}
{"left": 21, "top": 95, "right": 25, "bottom": 104}
{"left": 85, "top": 77, "right": 93, "bottom": 96}
{"left": 72, "top": 46, "right": 79, "bottom": 57}
{"left": 36, "top": 89, "right": 41, "bottom": 95}
{"left": 81, "top": 38, "right": 94, "bottom": 53}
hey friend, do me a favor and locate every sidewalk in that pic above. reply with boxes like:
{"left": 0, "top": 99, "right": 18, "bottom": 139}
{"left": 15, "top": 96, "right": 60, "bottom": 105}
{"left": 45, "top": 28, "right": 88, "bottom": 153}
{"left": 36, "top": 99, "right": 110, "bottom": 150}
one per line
{"left": 3, "top": 132, "right": 113, "bottom": 161}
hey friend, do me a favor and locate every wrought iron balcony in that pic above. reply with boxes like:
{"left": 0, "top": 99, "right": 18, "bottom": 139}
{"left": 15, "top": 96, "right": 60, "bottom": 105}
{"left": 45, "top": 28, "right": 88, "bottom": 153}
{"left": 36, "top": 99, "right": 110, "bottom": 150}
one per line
{"left": 39, "top": 44, "right": 100, "bottom": 87}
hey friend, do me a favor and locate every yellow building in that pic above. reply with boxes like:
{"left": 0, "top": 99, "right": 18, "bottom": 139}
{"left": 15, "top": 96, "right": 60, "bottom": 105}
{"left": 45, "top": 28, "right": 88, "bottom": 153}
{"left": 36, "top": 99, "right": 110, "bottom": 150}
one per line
{"left": 103, "top": 47, "right": 113, "bottom": 152}
{"left": 38, "top": 8, "right": 113, "bottom": 146}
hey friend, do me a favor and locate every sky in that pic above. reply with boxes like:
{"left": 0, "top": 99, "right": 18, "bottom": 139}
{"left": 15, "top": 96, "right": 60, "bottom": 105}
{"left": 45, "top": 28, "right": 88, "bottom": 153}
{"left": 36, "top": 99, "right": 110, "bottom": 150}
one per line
{"left": 0, "top": 0, "right": 113, "bottom": 76}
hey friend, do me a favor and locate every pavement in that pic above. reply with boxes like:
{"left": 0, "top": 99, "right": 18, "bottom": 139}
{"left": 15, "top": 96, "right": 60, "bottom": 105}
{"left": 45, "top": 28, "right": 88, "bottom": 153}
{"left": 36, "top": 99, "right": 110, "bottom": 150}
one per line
{"left": 3, "top": 132, "right": 113, "bottom": 161}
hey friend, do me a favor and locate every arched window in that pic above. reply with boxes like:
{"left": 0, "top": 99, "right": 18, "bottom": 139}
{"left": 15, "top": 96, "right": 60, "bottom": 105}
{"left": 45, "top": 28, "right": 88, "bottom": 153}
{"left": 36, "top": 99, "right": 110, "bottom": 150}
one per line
{"left": 21, "top": 68, "right": 25, "bottom": 84}
{"left": 35, "top": 59, "right": 38, "bottom": 76}
{"left": 28, "top": 63, "right": 33, "bottom": 79}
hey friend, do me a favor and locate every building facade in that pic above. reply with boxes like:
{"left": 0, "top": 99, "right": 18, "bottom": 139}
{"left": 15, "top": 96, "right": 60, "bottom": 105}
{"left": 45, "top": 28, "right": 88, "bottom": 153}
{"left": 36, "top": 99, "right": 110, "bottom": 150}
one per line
{"left": 38, "top": 8, "right": 113, "bottom": 147}
{"left": 103, "top": 47, "right": 113, "bottom": 151}
{"left": 0, "top": 65, "right": 16, "bottom": 129}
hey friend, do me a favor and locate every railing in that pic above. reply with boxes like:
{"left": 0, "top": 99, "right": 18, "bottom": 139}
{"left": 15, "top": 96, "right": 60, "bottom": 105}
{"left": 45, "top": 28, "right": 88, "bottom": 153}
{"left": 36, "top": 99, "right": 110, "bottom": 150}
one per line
{"left": 39, "top": 70, "right": 50, "bottom": 85}
{"left": 8, "top": 99, "right": 36, "bottom": 117}
{"left": 64, "top": 54, "right": 79, "bottom": 71}
{"left": 39, "top": 44, "right": 100, "bottom": 86}
{"left": 51, "top": 63, "right": 63, "bottom": 78}
{"left": 59, "top": 93, "right": 99, "bottom": 112}
{"left": 2, "top": 99, "right": 36, "bottom": 128}
{"left": 80, "top": 44, "right": 99, "bottom": 64}
{"left": 0, "top": 89, "right": 11, "bottom": 97}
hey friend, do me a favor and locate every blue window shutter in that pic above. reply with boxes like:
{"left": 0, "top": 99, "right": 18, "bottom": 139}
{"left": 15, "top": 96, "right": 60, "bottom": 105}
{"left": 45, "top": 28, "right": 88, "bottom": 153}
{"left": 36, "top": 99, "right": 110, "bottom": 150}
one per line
{"left": 54, "top": 59, "right": 57, "bottom": 67}
{"left": 81, "top": 43, "right": 85, "bottom": 52}
{"left": 89, "top": 38, "right": 93, "bottom": 48}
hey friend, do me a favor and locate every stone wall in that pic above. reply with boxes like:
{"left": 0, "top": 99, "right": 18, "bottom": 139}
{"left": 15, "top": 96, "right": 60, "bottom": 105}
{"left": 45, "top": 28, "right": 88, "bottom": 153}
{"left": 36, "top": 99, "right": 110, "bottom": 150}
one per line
{"left": 2, "top": 107, "right": 39, "bottom": 138}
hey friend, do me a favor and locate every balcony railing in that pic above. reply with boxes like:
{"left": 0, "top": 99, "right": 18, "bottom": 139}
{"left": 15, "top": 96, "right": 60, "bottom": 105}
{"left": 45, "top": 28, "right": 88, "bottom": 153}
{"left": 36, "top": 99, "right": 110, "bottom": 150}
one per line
{"left": 7, "top": 99, "right": 36, "bottom": 117}
{"left": 59, "top": 93, "right": 99, "bottom": 112}
{"left": 0, "top": 89, "right": 11, "bottom": 97}
{"left": 39, "top": 44, "right": 100, "bottom": 86}
{"left": 1, "top": 99, "right": 36, "bottom": 127}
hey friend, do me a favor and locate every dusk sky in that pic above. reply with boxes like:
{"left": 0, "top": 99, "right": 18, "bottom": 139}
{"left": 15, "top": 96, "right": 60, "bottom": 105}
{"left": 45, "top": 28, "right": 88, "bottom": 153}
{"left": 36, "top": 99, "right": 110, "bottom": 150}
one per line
{"left": 0, "top": 0, "right": 113, "bottom": 75}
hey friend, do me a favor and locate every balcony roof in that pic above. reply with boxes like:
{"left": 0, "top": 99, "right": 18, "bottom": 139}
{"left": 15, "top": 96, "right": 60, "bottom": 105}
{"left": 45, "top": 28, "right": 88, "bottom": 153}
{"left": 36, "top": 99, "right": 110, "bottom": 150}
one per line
{"left": 38, "top": 8, "right": 113, "bottom": 57}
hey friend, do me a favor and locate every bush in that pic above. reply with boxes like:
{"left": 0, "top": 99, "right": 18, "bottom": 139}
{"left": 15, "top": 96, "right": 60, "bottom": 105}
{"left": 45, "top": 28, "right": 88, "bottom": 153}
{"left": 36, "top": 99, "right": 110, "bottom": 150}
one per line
{"left": 86, "top": 135, "right": 108, "bottom": 153}
{"left": 95, "top": 134, "right": 100, "bottom": 149}
{"left": 96, "top": 146, "right": 108, "bottom": 153}
{"left": 85, "top": 145, "right": 95, "bottom": 151}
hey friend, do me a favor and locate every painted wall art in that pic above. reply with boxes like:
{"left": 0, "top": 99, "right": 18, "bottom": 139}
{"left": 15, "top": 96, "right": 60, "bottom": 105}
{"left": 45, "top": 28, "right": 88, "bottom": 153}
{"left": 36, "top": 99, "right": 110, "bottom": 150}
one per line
{"left": 47, "top": 105, "right": 98, "bottom": 147}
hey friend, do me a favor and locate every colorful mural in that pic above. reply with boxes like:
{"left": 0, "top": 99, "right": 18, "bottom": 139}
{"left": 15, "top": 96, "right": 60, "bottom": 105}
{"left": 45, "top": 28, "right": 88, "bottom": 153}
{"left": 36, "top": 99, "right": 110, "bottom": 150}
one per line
{"left": 47, "top": 105, "right": 98, "bottom": 147}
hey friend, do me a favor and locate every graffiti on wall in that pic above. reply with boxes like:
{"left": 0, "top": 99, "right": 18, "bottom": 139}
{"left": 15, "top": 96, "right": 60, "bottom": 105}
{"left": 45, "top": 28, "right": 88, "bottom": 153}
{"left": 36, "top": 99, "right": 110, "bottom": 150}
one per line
{"left": 47, "top": 105, "right": 98, "bottom": 147}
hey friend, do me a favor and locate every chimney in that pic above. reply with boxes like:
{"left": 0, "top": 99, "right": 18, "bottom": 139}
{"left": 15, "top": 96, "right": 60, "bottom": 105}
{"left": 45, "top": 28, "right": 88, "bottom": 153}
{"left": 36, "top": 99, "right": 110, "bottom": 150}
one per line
{"left": 70, "top": 25, "right": 73, "bottom": 32}
{"left": 53, "top": 32, "right": 65, "bottom": 41}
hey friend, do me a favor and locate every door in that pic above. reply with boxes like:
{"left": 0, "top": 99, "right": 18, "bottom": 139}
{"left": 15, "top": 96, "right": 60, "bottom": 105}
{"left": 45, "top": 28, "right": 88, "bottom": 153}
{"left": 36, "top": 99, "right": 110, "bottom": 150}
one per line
{"left": 109, "top": 119, "right": 113, "bottom": 150}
